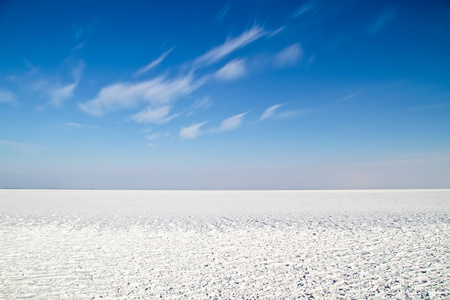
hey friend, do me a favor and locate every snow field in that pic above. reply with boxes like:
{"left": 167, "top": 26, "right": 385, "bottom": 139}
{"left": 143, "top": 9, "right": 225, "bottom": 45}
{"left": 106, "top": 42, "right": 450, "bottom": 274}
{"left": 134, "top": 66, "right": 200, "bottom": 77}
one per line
{"left": 0, "top": 190, "right": 450, "bottom": 299}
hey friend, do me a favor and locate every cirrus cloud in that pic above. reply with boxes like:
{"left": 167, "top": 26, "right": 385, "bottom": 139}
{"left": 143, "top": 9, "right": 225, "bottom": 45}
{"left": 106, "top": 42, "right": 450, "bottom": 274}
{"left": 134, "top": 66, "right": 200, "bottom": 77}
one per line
{"left": 218, "top": 112, "right": 248, "bottom": 131}
{"left": 130, "top": 105, "right": 179, "bottom": 124}
{"left": 179, "top": 121, "right": 207, "bottom": 139}
{"left": 274, "top": 43, "right": 303, "bottom": 68}
{"left": 0, "top": 89, "right": 17, "bottom": 104}
{"left": 260, "top": 104, "right": 284, "bottom": 120}
{"left": 194, "top": 26, "right": 265, "bottom": 67}
{"left": 79, "top": 74, "right": 202, "bottom": 116}
{"left": 260, "top": 103, "right": 306, "bottom": 120}
{"left": 0, "top": 140, "right": 42, "bottom": 152}
{"left": 134, "top": 47, "right": 175, "bottom": 77}
{"left": 65, "top": 122, "right": 97, "bottom": 129}
{"left": 215, "top": 59, "right": 247, "bottom": 81}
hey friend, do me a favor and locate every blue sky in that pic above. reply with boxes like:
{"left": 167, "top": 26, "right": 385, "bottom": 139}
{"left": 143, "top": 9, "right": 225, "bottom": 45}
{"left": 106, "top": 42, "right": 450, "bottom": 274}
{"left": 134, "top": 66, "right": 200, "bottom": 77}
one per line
{"left": 0, "top": 0, "right": 449, "bottom": 189}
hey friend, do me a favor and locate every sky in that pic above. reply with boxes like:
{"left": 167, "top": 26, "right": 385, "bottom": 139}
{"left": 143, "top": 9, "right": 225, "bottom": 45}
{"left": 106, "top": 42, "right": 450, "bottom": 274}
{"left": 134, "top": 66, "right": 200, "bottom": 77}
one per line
{"left": 0, "top": 0, "right": 449, "bottom": 189}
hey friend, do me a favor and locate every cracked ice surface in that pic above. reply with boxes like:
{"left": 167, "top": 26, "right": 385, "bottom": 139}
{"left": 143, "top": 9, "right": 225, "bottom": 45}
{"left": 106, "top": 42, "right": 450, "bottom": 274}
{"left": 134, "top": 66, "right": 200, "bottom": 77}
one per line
{"left": 0, "top": 189, "right": 449, "bottom": 299}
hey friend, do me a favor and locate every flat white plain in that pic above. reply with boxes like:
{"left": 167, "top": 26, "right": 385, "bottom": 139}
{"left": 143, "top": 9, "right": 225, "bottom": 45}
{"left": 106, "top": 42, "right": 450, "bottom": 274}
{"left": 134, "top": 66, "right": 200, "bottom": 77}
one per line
{"left": 0, "top": 189, "right": 449, "bottom": 299}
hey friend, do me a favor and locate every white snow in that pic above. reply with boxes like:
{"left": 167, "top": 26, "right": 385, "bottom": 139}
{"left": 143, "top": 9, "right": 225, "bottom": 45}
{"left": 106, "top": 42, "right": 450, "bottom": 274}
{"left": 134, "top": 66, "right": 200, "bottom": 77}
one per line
{"left": 0, "top": 189, "right": 449, "bottom": 299}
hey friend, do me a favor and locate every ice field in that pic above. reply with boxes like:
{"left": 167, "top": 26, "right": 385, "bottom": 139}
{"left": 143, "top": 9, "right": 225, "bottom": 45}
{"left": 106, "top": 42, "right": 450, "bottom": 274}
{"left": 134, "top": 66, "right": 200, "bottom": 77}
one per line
{"left": 1, "top": 189, "right": 449, "bottom": 299}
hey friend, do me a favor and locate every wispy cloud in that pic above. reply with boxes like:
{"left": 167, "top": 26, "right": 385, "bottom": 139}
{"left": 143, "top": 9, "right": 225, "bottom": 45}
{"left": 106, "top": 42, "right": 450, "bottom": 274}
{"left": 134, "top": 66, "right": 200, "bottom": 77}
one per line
{"left": 79, "top": 74, "right": 202, "bottom": 116}
{"left": 79, "top": 29, "right": 262, "bottom": 119}
{"left": 275, "top": 110, "right": 306, "bottom": 119}
{"left": 134, "top": 47, "right": 175, "bottom": 77}
{"left": 130, "top": 105, "right": 179, "bottom": 124}
{"left": 215, "top": 59, "right": 247, "bottom": 81}
{"left": 260, "top": 104, "right": 284, "bottom": 120}
{"left": 215, "top": 3, "right": 231, "bottom": 22}
{"left": 147, "top": 132, "right": 162, "bottom": 141}
{"left": 71, "top": 60, "right": 84, "bottom": 82}
{"left": 72, "top": 24, "right": 84, "bottom": 41}
{"left": 0, "top": 89, "right": 17, "bottom": 104}
{"left": 370, "top": 7, "right": 397, "bottom": 34}
{"left": 42, "top": 60, "right": 85, "bottom": 107}
{"left": 260, "top": 103, "right": 306, "bottom": 120}
{"left": 14, "top": 59, "right": 84, "bottom": 108}
{"left": 179, "top": 112, "right": 248, "bottom": 140}
{"left": 0, "top": 140, "right": 42, "bottom": 152}
{"left": 79, "top": 26, "right": 265, "bottom": 134}
{"left": 187, "top": 97, "right": 212, "bottom": 116}
{"left": 72, "top": 42, "right": 85, "bottom": 52}
{"left": 218, "top": 112, "right": 248, "bottom": 131}
{"left": 267, "top": 27, "right": 286, "bottom": 38}
{"left": 24, "top": 59, "right": 39, "bottom": 75}
{"left": 65, "top": 122, "right": 97, "bottom": 129}
{"left": 146, "top": 131, "right": 169, "bottom": 147}
{"left": 179, "top": 121, "right": 207, "bottom": 139}
{"left": 335, "top": 92, "right": 359, "bottom": 104}
{"left": 274, "top": 43, "right": 302, "bottom": 68}
{"left": 49, "top": 83, "right": 78, "bottom": 106}
{"left": 194, "top": 26, "right": 265, "bottom": 67}
{"left": 294, "top": 0, "right": 320, "bottom": 17}
{"left": 71, "top": 23, "right": 91, "bottom": 53}
{"left": 75, "top": 24, "right": 306, "bottom": 144}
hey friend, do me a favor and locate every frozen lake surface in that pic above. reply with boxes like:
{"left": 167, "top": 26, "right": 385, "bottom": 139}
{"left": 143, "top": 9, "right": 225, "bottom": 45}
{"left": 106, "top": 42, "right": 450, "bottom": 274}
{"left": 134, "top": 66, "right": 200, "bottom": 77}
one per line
{"left": 1, "top": 189, "right": 450, "bottom": 299}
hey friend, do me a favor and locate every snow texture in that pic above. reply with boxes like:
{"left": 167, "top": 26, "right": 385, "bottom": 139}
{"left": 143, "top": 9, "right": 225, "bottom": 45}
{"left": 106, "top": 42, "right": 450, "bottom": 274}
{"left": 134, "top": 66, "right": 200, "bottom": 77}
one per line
{"left": 0, "top": 189, "right": 449, "bottom": 299}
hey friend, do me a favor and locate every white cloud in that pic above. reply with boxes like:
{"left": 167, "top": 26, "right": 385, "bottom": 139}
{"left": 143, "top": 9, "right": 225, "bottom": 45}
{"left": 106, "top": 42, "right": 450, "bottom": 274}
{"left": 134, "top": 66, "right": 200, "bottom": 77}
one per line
{"left": 72, "top": 42, "right": 85, "bottom": 52}
{"left": 71, "top": 60, "right": 85, "bottom": 82}
{"left": 215, "top": 59, "right": 247, "bottom": 81}
{"left": 215, "top": 3, "right": 231, "bottom": 22}
{"left": 260, "top": 104, "right": 306, "bottom": 120}
{"left": 134, "top": 47, "right": 175, "bottom": 77}
{"left": 260, "top": 104, "right": 284, "bottom": 120}
{"left": 130, "top": 105, "right": 178, "bottom": 124}
{"left": 276, "top": 110, "right": 306, "bottom": 119}
{"left": 179, "top": 121, "right": 207, "bottom": 139}
{"left": 65, "top": 122, "right": 97, "bottom": 129}
{"left": 274, "top": 43, "right": 303, "bottom": 68}
{"left": 147, "top": 131, "right": 169, "bottom": 141}
{"left": 0, "top": 89, "right": 17, "bottom": 104}
{"left": 0, "top": 140, "right": 42, "bottom": 152}
{"left": 8, "top": 59, "right": 84, "bottom": 108}
{"left": 179, "top": 112, "right": 247, "bottom": 140}
{"left": 267, "top": 27, "right": 285, "bottom": 38}
{"left": 50, "top": 83, "right": 77, "bottom": 106}
{"left": 218, "top": 112, "right": 247, "bottom": 131}
{"left": 73, "top": 26, "right": 83, "bottom": 40}
{"left": 79, "top": 74, "right": 202, "bottom": 116}
{"left": 294, "top": 0, "right": 320, "bottom": 17}
{"left": 48, "top": 60, "right": 85, "bottom": 106}
{"left": 148, "top": 143, "right": 154, "bottom": 148}
{"left": 336, "top": 92, "right": 359, "bottom": 104}
{"left": 147, "top": 132, "right": 161, "bottom": 140}
{"left": 194, "top": 26, "right": 265, "bottom": 67}
{"left": 187, "top": 97, "right": 212, "bottom": 116}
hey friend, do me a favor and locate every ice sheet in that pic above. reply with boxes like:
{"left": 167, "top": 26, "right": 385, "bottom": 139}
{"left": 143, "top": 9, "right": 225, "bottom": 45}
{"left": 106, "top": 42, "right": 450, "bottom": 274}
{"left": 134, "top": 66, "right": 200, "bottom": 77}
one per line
{"left": 1, "top": 189, "right": 449, "bottom": 299}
